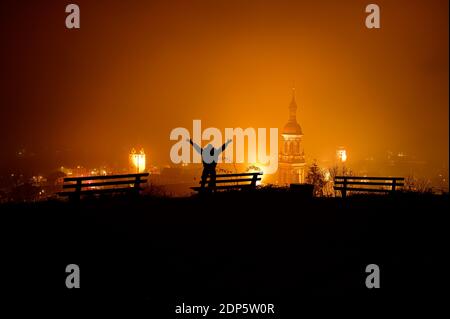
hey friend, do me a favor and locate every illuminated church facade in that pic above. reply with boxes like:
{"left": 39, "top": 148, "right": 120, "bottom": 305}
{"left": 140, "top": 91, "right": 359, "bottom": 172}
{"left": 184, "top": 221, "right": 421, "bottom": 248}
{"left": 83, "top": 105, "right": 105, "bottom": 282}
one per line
{"left": 278, "top": 89, "right": 306, "bottom": 185}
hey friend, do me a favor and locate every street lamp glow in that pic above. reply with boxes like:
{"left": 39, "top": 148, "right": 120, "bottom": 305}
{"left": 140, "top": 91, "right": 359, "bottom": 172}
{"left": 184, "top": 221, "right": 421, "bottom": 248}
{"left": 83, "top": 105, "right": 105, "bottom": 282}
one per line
{"left": 130, "top": 148, "right": 146, "bottom": 173}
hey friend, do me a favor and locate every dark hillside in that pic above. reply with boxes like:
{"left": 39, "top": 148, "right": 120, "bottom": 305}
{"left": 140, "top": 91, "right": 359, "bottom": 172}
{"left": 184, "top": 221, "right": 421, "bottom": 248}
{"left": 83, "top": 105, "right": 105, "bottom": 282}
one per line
{"left": 1, "top": 192, "right": 447, "bottom": 314}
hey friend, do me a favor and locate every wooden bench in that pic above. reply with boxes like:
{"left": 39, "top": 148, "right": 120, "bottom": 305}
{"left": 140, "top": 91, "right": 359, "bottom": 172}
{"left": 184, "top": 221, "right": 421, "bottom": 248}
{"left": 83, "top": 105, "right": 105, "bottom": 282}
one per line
{"left": 59, "top": 173, "right": 149, "bottom": 201}
{"left": 334, "top": 176, "right": 404, "bottom": 198}
{"left": 191, "top": 172, "right": 262, "bottom": 193}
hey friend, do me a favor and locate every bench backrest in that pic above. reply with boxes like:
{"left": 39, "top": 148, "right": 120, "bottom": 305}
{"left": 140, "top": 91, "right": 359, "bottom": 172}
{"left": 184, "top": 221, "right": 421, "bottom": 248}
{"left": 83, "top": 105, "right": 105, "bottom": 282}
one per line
{"left": 200, "top": 172, "right": 262, "bottom": 188}
{"left": 61, "top": 173, "right": 149, "bottom": 198}
{"left": 334, "top": 176, "right": 404, "bottom": 197}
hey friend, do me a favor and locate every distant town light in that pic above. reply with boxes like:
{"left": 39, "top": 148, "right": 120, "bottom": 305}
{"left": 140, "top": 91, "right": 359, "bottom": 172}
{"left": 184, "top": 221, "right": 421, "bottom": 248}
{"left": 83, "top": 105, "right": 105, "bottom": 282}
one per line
{"left": 337, "top": 148, "right": 347, "bottom": 163}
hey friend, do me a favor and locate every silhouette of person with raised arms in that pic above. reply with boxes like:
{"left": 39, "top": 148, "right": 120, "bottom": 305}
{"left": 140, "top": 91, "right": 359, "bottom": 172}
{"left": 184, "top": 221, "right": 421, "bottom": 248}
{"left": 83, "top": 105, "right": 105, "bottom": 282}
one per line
{"left": 188, "top": 138, "right": 233, "bottom": 190}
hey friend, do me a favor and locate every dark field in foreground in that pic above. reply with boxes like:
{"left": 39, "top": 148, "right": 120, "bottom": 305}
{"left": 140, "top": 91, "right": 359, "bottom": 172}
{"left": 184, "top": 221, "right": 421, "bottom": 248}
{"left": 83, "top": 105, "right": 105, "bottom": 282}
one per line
{"left": 1, "top": 191, "right": 447, "bottom": 314}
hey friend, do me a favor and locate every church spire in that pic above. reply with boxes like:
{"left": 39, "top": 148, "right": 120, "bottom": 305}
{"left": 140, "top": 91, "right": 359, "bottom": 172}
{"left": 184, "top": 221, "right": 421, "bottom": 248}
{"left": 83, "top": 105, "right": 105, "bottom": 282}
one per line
{"left": 289, "top": 86, "right": 297, "bottom": 122}
{"left": 282, "top": 84, "right": 303, "bottom": 135}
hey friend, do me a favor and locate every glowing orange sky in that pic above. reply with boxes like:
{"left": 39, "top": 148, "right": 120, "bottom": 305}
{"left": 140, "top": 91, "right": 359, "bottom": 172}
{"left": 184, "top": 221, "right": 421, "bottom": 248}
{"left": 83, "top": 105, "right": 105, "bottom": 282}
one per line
{"left": 0, "top": 0, "right": 448, "bottom": 172}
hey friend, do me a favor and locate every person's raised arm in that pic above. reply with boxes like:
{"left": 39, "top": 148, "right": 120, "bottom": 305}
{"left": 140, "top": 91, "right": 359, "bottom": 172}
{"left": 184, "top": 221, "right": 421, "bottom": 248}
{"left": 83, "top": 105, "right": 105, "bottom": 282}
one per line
{"left": 187, "top": 138, "right": 203, "bottom": 154}
{"left": 218, "top": 139, "right": 233, "bottom": 154}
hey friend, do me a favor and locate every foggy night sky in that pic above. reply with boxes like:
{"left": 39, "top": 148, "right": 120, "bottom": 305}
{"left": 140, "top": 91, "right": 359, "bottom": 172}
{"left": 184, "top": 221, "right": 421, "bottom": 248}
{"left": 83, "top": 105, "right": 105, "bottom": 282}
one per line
{"left": 0, "top": 0, "right": 448, "bottom": 172}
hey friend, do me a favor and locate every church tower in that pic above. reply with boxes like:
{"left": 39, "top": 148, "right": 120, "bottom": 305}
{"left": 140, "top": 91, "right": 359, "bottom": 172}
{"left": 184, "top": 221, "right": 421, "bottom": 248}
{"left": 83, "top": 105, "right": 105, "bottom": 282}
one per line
{"left": 278, "top": 88, "right": 306, "bottom": 185}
